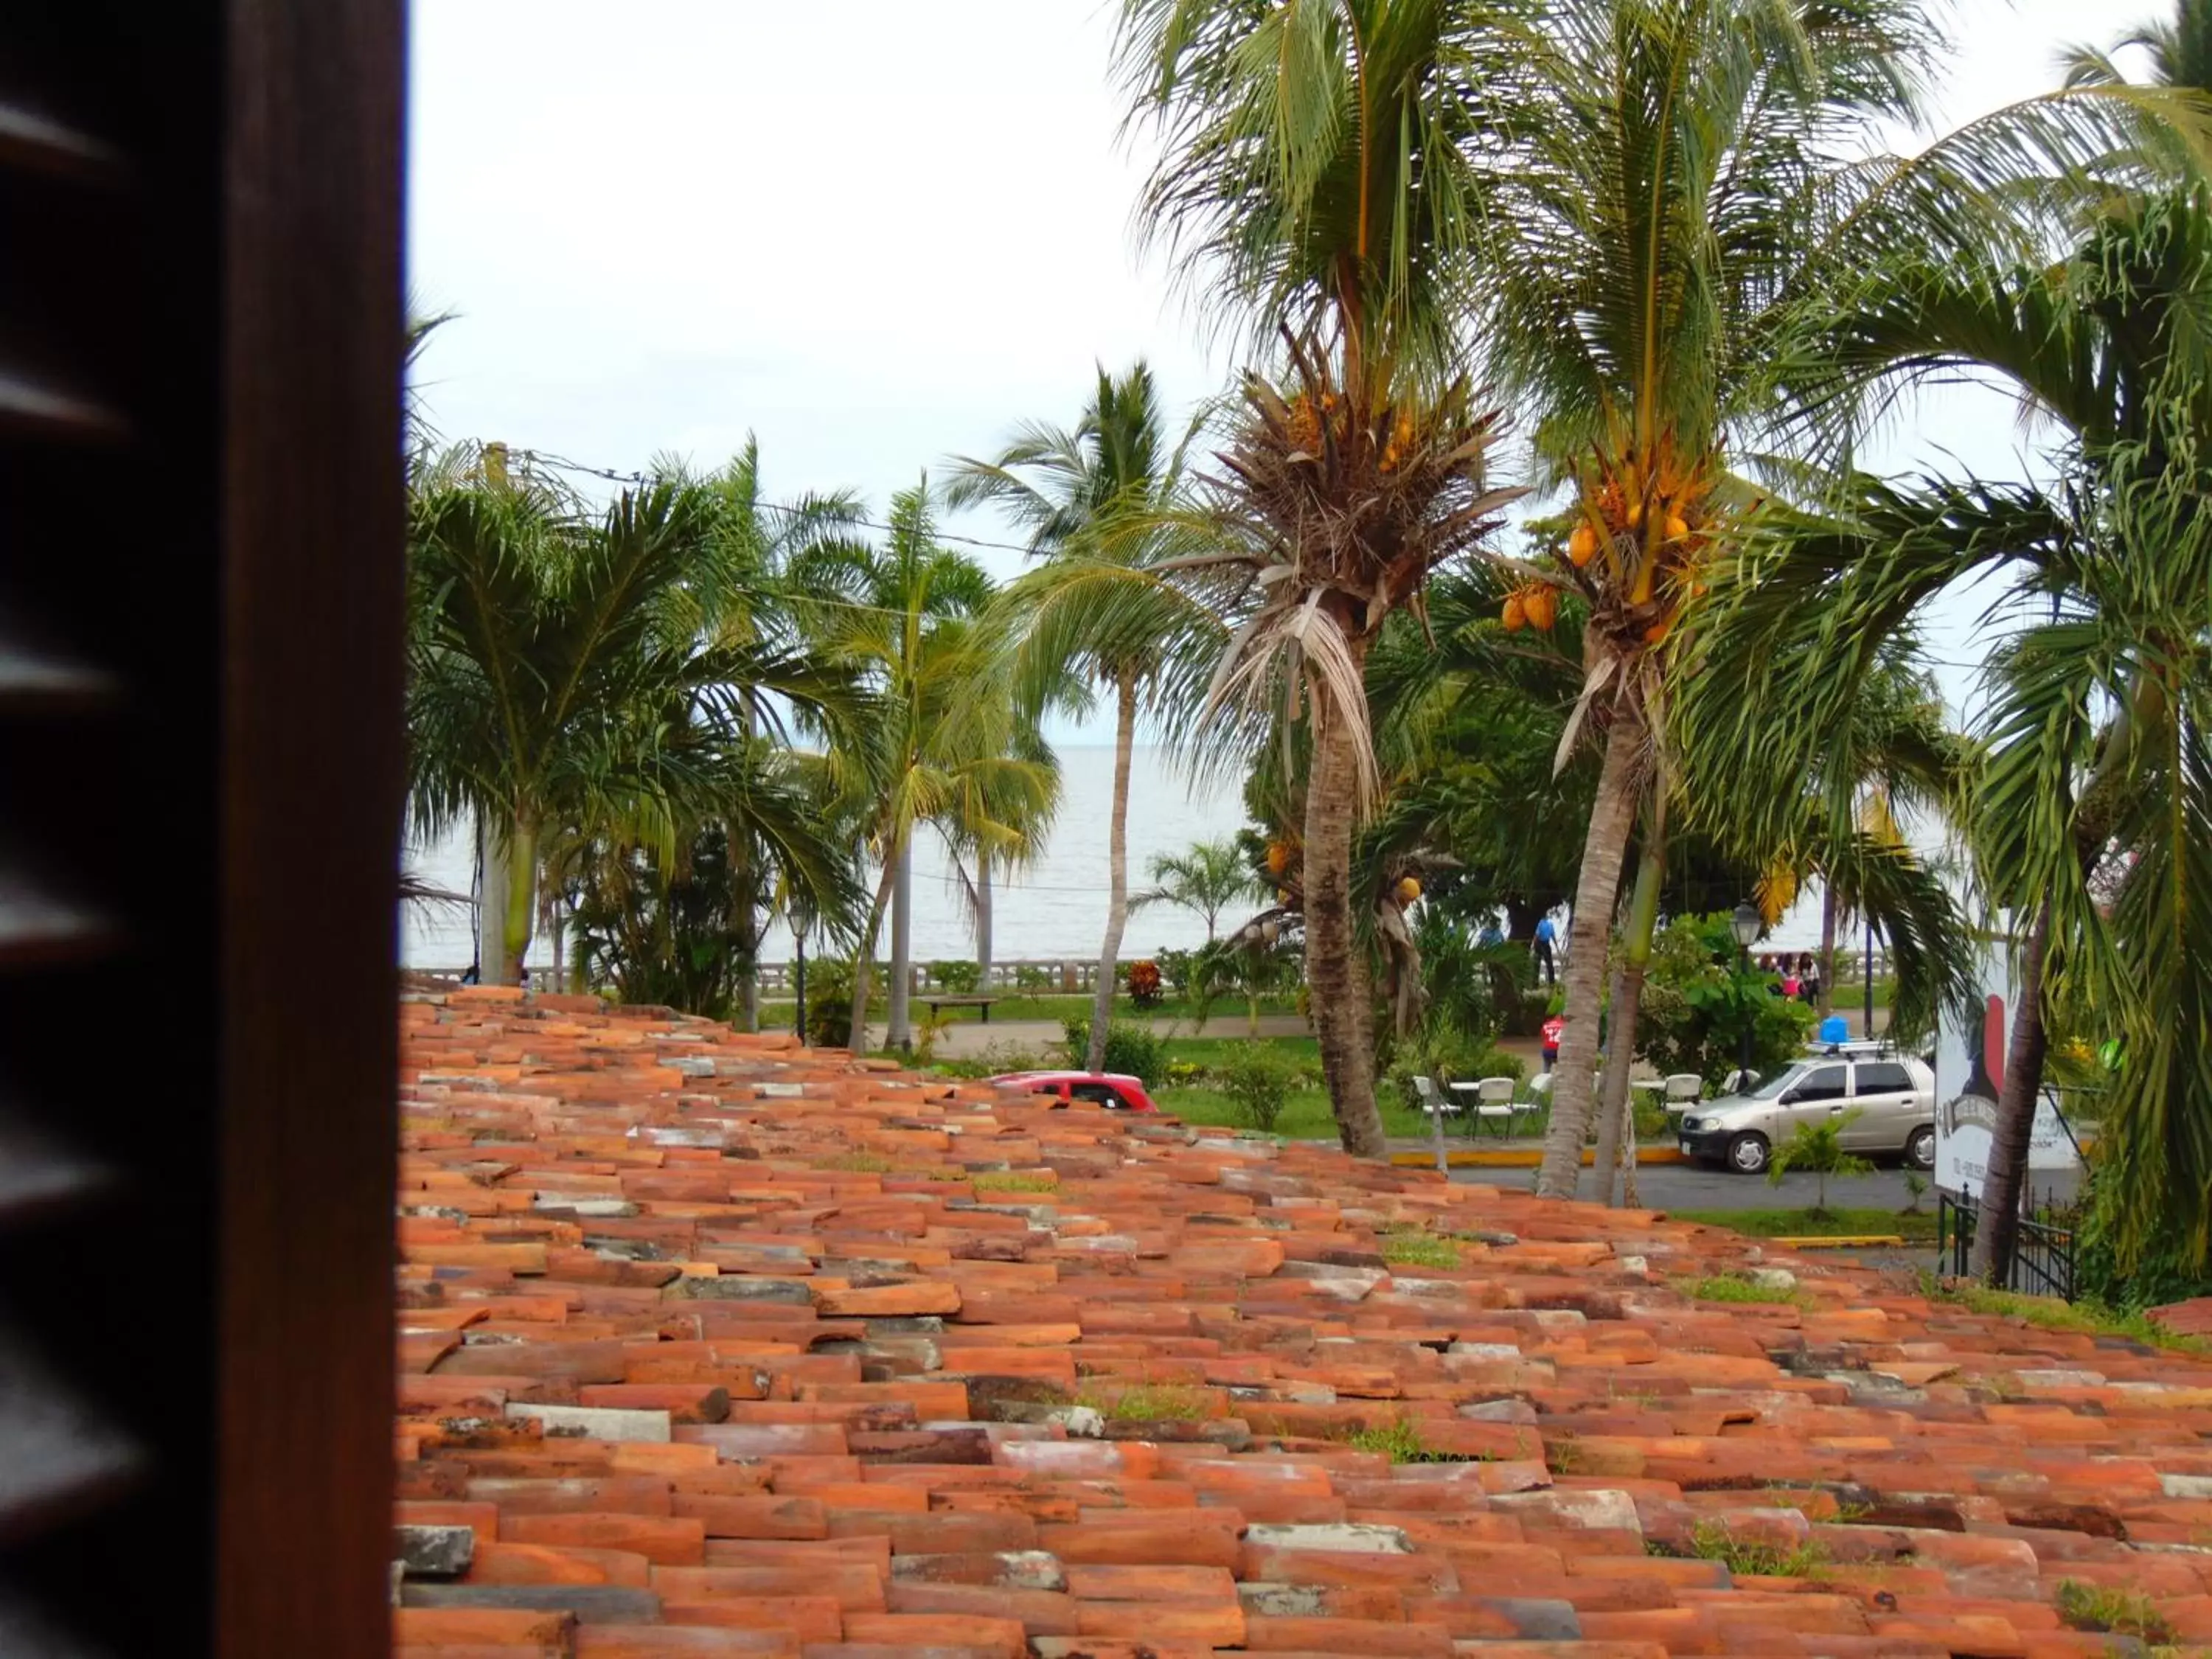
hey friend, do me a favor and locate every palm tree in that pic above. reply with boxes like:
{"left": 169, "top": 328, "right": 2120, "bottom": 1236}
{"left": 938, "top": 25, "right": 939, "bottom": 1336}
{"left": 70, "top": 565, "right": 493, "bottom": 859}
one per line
{"left": 1115, "top": 0, "right": 1523, "bottom": 1156}
{"left": 681, "top": 440, "right": 868, "bottom": 1029}
{"left": 797, "top": 480, "right": 1059, "bottom": 1051}
{"left": 1133, "top": 838, "right": 1257, "bottom": 945}
{"left": 1465, "top": 0, "right": 2205, "bottom": 1200}
{"left": 1684, "top": 178, "right": 2212, "bottom": 1280}
{"left": 406, "top": 445, "right": 861, "bottom": 987}
{"left": 951, "top": 362, "right": 1219, "bottom": 1071}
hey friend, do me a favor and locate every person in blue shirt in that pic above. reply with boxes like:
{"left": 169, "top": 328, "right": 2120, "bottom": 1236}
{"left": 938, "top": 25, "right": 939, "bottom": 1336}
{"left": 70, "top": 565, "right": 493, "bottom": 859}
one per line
{"left": 1477, "top": 919, "right": 1505, "bottom": 948}
{"left": 1532, "top": 914, "right": 1557, "bottom": 986}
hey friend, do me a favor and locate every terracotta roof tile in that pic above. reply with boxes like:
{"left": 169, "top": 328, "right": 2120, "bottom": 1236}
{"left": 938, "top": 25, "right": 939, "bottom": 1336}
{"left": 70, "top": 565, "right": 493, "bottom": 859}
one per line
{"left": 389, "top": 995, "right": 2212, "bottom": 1655}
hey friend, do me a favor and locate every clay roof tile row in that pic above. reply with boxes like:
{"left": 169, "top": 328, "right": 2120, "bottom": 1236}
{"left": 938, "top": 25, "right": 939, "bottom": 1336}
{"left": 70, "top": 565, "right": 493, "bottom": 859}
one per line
{"left": 390, "top": 990, "right": 2212, "bottom": 1658}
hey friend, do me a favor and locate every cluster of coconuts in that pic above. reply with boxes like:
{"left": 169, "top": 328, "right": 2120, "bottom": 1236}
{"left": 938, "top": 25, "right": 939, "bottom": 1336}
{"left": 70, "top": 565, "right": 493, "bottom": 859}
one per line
{"left": 1569, "top": 455, "right": 1708, "bottom": 644}
{"left": 1500, "top": 584, "right": 1559, "bottom": 633}
{"left": 1284, "top": 392, "right": 1421, "bottom": 473}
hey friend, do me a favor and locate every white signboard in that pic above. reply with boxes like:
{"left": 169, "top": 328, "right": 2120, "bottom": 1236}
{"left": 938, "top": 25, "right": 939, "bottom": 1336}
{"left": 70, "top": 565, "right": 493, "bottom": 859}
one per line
{"left": 1933, "top": 939, "right": 2079, "bottom": 1194}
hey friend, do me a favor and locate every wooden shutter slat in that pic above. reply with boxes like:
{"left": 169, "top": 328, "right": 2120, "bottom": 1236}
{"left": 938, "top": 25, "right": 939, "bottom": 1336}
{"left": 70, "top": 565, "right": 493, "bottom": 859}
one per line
{"left": 0, "top": 369, "right": 128, "bottom": 443}
{"left": 0, "top": 1326, "right": 142, "bottom": 1543}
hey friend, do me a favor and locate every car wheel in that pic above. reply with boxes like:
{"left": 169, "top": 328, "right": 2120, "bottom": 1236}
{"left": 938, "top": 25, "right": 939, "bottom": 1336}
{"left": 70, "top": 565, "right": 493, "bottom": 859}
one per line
{"left": 1726, "top": 1133, "right": 1770, "bottom": 1175}
{"left": 1905, "top": 1125, "right": 1936, "bottom": 1171}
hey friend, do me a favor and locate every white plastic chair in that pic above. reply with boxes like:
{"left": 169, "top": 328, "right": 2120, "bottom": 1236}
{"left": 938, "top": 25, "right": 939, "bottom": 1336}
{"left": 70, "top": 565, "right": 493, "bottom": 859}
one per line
{"left": 1663, "top": 1073, "right": 1703, "bottom": 1113}
{"left": 1474, "top": 1075, "right": 1518, "bottom": 1138}
{"left": 1413, "top": 1074, "right": 1461, "bottom": 1124}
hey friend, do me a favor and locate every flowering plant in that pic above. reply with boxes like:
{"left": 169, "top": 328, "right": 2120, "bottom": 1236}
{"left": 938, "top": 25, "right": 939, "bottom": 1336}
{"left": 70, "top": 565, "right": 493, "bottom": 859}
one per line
{"left": 1124, "top": 959, "right": 1165, "bottom": 1009}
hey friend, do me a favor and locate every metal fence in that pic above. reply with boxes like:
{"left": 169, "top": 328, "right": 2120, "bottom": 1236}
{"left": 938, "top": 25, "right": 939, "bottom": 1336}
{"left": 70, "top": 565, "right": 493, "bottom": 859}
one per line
{"left": 1935, "top": 1189, "right": 2079, "bottom": 1301}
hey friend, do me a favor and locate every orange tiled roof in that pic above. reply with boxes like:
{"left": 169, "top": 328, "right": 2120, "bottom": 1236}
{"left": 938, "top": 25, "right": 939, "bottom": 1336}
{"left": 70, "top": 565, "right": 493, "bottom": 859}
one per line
{"left": 392, "top": 989, "right": 2212, "bottom": 1658}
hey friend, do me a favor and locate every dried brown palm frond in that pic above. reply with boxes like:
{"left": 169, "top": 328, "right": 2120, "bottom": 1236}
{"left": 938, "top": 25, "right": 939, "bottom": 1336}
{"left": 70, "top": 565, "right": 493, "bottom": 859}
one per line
{"left": 1184, "top": 327, "right": 1526, "bottom": 807}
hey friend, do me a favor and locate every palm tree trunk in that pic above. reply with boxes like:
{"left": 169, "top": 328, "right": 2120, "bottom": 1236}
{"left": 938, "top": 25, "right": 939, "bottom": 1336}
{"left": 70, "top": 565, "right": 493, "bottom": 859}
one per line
{"left": 1818, "top": 881, "right": 1838, "bottom": 1020}
{"left": 847, "top": 858, "right": 899, "bottom": 1051}
{"left": 975, "top": 852, "right": 993, "bottom": 990}
{"left": 1591, "top": 830, "right": 1665, "bottom": 1206}
{"left": 1305, "top": 643, "right": 1387, "bottom": 1160}
{"left": 888, "top": 840, "right": 914, "bottom": 1051}
{"left": 477, "top": 810, "right": 507, "bottom": 984}
{"left": 1536, "top": 709, "right": 1643, "bottom": 1197}
{"left": 501, "top": 814, "right": 538, "bottom": 987}
{"left": 732, "top": 833, "right": 759, "bottom": 1032}
{"left": 1969, "top": 898, "right": 2052, "bottom": 1285}
{"left": 1087, "top": 672, "right": 1139, "bottom": 1071}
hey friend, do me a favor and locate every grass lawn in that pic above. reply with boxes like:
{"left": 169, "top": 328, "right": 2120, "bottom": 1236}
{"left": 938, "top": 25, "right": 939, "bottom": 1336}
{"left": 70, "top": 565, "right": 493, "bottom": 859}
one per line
{"left": 1151, "top": 1034, "right": 1431, "bottom": 1137}
{"left": 1158, "top": 1082, "right": 1441, "bottom": 1141}
{"left": 1674, "top": 1206, "right": 1938, "bottom": 1243}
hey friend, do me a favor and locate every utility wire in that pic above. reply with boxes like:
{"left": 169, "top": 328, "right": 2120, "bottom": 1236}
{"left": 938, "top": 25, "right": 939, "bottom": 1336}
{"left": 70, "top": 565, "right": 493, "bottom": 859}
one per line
{"left": 498, "top": 447, "right": 2020, "bottom": 675}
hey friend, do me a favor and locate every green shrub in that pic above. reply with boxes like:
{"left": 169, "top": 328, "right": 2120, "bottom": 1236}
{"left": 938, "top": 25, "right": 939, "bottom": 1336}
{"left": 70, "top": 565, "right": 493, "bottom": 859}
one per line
{"left": 1060, "top": 1018, "right": 1168, "bottom": 1087}
{"left": 804, "top": 958, "right": 858, "bottom": 1049}
{"left": 1635, "top": 914, "right": 1820, "bottom": 1089}
{"left": 1767, "top": 1111, "right": 1874, "bottom": 1215}
{"left": 1014, "top": 964, "right": 1052, "bottom": 992}
{"left": 1383, "top": 1023, "right": 1484, "bottom": 1110}
{"left": 1155, "top": 947, "right": 1197, "bottom": 998}
{"left": 928, "top": 959, "right": 981, "bottom": 994}
{"left": 1212, "top": 1043, "right": 1296, "bottom": 1133}
{"left": 928, "top": 1042, "right": 1051, "bottom": 1080}
{"left": 2075, "top": 1171, "right": 2212, "bottom": 1311}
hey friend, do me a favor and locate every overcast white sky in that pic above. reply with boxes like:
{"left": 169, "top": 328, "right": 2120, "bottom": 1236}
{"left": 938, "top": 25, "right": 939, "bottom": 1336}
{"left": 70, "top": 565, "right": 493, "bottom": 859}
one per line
{"left": 408, "top": 0, "right": 2150, "bottom": 729}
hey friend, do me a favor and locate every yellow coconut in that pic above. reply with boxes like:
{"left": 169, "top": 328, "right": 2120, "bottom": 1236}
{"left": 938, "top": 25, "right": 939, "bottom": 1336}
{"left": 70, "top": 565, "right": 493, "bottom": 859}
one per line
{"left": 1523, "top": 585, "right": 1558, "bottom": 631}
{"left": 1395, "top": 875, "right": 1422, "bottom": 903}
{"left": 1265, "top": 841, "right": 1290, "bottom": 875}
{"left": 1502, "top": 593, "right": 1527, "bottom": 632}
{"left": 1665, "top": 512, "right": 1690, "bottom": 541}
{"left": 1568, "top": 522, "right": 1599, "bottom": 566}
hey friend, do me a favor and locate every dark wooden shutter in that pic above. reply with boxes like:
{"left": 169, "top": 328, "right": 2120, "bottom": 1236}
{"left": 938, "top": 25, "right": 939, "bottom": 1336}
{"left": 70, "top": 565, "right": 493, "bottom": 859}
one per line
{"left": 1, "top": 3, "right": 403, "bottom": 1653}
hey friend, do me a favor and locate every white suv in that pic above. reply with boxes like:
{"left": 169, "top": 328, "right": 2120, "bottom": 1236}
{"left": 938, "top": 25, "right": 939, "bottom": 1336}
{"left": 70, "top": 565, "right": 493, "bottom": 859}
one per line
{"left": 1675, "top": 1053, "right": 1937, "bottom": 1175}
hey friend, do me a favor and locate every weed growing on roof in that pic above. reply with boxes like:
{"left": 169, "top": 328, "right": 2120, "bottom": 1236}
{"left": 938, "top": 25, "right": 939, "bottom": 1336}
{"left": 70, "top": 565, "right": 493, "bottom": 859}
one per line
{"left": 813, "top": 1150, "right": 893, "bottom": 1173}
{"left": 1075, "top": 1384, "right": 1211, "bottom": 1422}
{"left": 1681, "top": 1520, "right": 1830, "bottom": 1579}
{"left": 1683, "top": 1274, "right": 1807, "bottom": 1306}
{"left": 2055, "top": 1578, "right": 2174, "bottom": 1642}
{"left": 1380, "top": 1231, "right": 1462, "bottom": 1269}
{"left": 1340, "top": 1417, "right": 1474, "bottom": 1463}
{"left": 971, "top": 1170, "right": 1057, "bottom": 1192}
{"left": 1543, "top": 1433, "right": 1583, "bottom": 1475}
{"left": 1930, "top": 1281, "right": 2212, "bottom": 1358}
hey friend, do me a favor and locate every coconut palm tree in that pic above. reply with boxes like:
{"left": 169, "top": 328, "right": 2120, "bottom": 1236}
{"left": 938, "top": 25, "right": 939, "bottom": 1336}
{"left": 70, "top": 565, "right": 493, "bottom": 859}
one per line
{"left": 1466, "top": 0, "right": 2207, "bottom": 1200}
{"left": 1115, "top": 0, "right": 1525, "bottom": 1156}
{"left": 1133, "top": 838, "right": 1259, "bottom": 945}
{"left": 406, "top": 445, "right": 863, "bottom": 987}
{"left": 950, "top": 361, "right": 1220, "bottom": 1071}
{"left": 796, "top": 480, "right": 1059, "bottom": 1051}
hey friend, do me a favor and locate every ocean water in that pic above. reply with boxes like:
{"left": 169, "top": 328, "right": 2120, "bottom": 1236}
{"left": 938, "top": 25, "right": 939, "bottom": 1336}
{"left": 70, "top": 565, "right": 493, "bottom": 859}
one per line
{"left": 400, "top": 740, "right": 1846, "bottom": 970}
{"left": 400, "top": 745, "right": 1250, "bottom": 970}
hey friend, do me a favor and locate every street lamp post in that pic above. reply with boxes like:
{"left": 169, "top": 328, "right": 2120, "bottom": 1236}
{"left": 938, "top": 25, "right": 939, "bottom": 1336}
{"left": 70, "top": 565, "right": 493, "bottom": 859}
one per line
{"left": 790, "top": 905, "right": 812, "bottom": 1046}
{"left": 1731, "top": 901, "right": 1763, "bottom": 1087}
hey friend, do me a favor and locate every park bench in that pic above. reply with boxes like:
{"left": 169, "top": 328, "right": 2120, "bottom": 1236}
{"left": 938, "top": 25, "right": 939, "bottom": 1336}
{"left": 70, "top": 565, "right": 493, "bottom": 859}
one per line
{"left": 914, "top": 992, "right": 1001, "bottom": 1024}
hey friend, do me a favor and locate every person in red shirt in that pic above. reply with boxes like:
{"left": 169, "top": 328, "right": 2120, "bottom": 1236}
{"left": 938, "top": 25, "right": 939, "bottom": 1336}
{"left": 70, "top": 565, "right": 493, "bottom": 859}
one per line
{"left": 1541, "top": 1014, "right": 1565, "bottom": 1071}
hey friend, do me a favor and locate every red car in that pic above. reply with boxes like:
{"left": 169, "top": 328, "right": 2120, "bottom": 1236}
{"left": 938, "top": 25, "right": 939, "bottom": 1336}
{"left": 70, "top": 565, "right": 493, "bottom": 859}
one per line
{"left": 988, "top": 1070, "right": 1159, "bottom": 1114}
